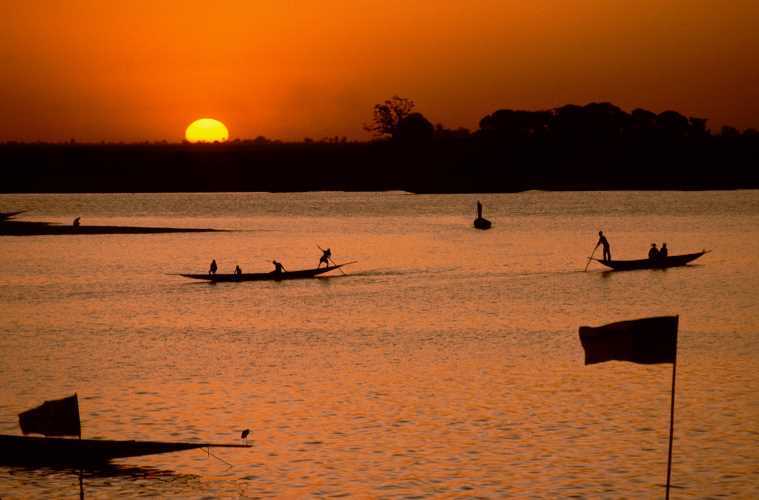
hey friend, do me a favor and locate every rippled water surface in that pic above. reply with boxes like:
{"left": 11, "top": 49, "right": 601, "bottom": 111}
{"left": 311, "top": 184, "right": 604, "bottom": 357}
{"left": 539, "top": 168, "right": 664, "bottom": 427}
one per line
{"left": 1, "top": 191, "right": 758, "bottom": 498}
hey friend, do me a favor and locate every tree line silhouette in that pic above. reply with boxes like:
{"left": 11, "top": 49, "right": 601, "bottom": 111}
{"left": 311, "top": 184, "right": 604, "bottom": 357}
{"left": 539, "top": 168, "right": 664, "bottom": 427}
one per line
{"left": 3, "top": 99, "right": 758, "bottom": 193}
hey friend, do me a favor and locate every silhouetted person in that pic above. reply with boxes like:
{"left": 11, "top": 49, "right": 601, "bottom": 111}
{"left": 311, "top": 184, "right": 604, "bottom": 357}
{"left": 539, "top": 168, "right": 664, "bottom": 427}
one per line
{"left": 241, "top": 428, "right": 250, "bottom": 445}
{"left": 234, "top": 265, "right": 242, "bottom": 276}
{"left": 73, "top": 217, "right": 81, "bottom": 227}
{"left": 318, "top": 247, "right": 332, "bottom": 268}
{"left": 272, "top": 260, "right": 286, "bottom": 274}
{"left": 660, "top": 243, "right": 668, "bottom": 258}
{"left": 209, "top": 259, "right": 218, "bottom": 275}
{"left": 648, "top": 243, "right": 659, "bottom": 260}
{"left": 595, "top": 231, "right": 612, "bottom": 261}
{"left": 477, "top": 200, "right": 483, "bottom": 219}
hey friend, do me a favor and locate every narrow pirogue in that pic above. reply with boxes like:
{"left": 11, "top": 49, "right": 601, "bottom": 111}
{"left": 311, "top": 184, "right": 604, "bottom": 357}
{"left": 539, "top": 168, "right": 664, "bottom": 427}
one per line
{"left": 178, "top": 262, "right": 356, "bottom": 282}
{"left": 593, "top": 251, "right": 709, "bottom": 271}
{"left": 1, "top": 394, "right": 249, "bottom": 466}
{"left": 0, "top": 434, "right": 248, "bottom": 465}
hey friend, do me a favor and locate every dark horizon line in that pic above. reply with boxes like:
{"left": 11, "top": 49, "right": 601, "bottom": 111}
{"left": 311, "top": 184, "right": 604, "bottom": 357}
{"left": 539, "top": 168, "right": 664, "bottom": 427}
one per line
{"left": 3, "top": 129, "right": 758, "bottom": 147}
{"left": 0, "top": 139, "right": 362, "bottom": 146}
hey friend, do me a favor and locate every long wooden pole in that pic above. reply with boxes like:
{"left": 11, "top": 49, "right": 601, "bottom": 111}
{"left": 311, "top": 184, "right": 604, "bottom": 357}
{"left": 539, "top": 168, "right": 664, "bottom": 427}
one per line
{"left": 665, "top": 338, "right": 678, "bottom": 499}
{"left": 330, "top": 257, "right": 347, "bottom": 275}
{"left": 584, "top": 245, "right": 598, "bottom": 272}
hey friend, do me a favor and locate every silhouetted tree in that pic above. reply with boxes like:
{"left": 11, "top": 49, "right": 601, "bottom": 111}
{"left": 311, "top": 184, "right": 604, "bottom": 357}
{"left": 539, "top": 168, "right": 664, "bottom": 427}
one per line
{"left": 627, "top": 108, "right": 658, "bottom": 140}
{"left": 434, "top": 124, "right": 471, "bottom": 141}
{"left": 364, "top": 96, "right": 416, "bottom": 138}
{"left": 720, "top": 125, "right": 740, "bottom": 137}
{"left": 550, "top": 102, "right": 626, "bottom": 142}
{"left": 656, "top": 111, "right": 690, "bottom": 138}
{"left": 394, "top": 112, "right": 434, "bottom": 143}
{"left": 631, "top": 108, "right": 657, "bottom": 125}
{"left": 688, "top": 117, "right": 709, "bottom": 137}
{"left": 479, "top": 109, "right": 551, "bottom": 139}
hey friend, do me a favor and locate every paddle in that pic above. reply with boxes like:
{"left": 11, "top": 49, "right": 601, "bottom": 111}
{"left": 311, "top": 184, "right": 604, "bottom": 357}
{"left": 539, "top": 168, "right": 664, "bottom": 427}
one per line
{"left": 584, "top": 245, "right": 599, "bottom": 272}
{"left": 330, "top": 257, "right": 347, "bottom": 275}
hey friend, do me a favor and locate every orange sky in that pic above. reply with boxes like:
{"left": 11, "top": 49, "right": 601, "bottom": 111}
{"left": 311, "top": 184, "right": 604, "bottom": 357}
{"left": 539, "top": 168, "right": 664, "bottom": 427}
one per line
{"left": 1, "top": 0, "right": 757, "bottom": 142}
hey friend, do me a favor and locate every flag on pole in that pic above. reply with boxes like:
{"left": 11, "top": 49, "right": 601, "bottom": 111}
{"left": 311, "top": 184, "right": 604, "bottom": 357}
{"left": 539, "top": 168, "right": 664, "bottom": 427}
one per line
{"left": 19, "top": 394, "right": 81, "bottom": 437}
{"left": 579, "top": 316, "right": 678, "bottom": 365}
{"left": 579, "top": 315, "right": 680, "bottom": 498}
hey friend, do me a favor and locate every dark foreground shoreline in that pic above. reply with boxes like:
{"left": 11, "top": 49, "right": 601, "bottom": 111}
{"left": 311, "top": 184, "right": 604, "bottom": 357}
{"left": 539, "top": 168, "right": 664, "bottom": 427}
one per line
{"left": 0, "top": 221, "right": 225, "bottom": 237}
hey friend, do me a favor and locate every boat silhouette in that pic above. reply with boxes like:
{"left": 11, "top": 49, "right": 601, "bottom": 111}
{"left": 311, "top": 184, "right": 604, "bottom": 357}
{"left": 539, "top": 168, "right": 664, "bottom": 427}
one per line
{"left": 0, "top": 394, "right": 249, "bottom": 466}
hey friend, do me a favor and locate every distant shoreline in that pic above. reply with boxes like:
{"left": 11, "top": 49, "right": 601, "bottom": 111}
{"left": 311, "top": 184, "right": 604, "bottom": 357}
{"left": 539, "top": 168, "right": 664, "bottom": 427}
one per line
{"left": 3, "top": 137, "right": 758, "bottom": 193}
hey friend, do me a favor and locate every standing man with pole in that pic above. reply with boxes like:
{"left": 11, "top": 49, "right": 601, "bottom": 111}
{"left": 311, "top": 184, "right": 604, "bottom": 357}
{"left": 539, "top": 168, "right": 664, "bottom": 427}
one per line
{"left": 596, "top": 231, "right": 612, "bottom": 261}
{"left": 584, "top": 230, "right": 613, "bottom": 271}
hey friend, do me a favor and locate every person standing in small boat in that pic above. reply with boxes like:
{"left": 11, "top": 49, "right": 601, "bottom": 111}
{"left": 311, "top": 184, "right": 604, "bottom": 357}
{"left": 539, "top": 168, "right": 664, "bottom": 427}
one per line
{"left": 648, "top": 243, "right": 659, "bottom": 260}
{"left": 272, "top": 260, "right": 286, "bottom": 274}
{"left": 318, "top": 247, "right": 332, "bottom": 268}
{"left": 73, "top": 217, "right": 81, "bottom": 227}
{"left": 234, "top": 265, "right": 242, "bottom": 276}
{"left": 209, "top": 259, "right": 218, "bottom": 275}
{"left": 595, "top": 231, "right": 612, "bottom": 261}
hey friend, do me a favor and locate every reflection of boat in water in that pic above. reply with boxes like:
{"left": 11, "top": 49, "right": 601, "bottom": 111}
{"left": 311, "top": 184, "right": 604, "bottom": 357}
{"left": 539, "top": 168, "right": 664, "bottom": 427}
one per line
{"left": 178, "top": 262, "right": 355, "bottom": 282}
{"left": 594, "top": 251, "right": 709, "bottom": 271}
{"left": 473, "top": 200, "right": 491, "bottom": 230}
{"left": 0, "top": 394, "right": 248, "bottom": 466}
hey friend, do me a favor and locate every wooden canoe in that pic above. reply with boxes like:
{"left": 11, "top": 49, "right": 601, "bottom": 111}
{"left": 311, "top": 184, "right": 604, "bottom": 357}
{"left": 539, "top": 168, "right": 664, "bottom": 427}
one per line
{"left": 593, "top": 251, "right": 709, "bottom": 271}
{"left": 473, "top": 217, "right": 492, "bottom": 230}
{"left": 178, "top": 262, "right": 355, "bottom": 282}
{"left": 0, "top": 434, "right": 249, "bottom": 465}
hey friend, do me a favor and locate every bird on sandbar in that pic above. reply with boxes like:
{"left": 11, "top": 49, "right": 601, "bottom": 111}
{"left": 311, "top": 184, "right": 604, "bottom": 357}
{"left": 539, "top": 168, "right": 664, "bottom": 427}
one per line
{"left": 241, "top": 428, "right": 251, "bottom": 445}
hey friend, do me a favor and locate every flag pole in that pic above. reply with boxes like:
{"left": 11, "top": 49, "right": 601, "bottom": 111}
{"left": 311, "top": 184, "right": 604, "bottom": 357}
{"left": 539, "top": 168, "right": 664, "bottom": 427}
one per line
{"left": 664, "top": 318, "right": 679, "bottom": 499}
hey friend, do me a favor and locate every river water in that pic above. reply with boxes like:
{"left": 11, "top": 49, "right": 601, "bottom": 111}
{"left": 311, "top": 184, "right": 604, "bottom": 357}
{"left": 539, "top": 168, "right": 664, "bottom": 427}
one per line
{"left": 0, "top": 191, "right": 757, "bottom": 498}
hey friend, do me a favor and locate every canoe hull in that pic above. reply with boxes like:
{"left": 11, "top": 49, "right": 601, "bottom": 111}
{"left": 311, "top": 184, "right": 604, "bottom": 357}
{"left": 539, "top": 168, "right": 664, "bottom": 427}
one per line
{"left": 595, "top": 251, "right": 708, "bottom": 271}
{"left": 473, "top": 217, "right": 491, "bottom": 230}
{"left": 179, "top": 263, "right": 353, "bottom": 282}
{"left": 0, "top": 434, "right": 248, "bottom": 465}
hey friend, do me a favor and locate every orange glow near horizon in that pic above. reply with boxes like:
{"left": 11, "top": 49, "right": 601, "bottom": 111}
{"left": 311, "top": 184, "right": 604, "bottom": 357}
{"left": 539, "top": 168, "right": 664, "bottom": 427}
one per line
{"left": 185, "top": 119, "right": 229, "bottom": 143}
{"left": 1, "top": 1, "right": 758, "bottom": 142}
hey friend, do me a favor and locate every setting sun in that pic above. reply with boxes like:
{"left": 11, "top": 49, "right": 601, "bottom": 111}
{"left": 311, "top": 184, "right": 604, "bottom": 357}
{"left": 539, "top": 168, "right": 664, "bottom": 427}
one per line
{"left": 185, "top": 118, "right": 229, "bottom": 143}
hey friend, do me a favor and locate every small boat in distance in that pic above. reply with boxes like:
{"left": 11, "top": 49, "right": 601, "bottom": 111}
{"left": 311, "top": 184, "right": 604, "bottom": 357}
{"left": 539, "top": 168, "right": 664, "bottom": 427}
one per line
{"left": 593, "top": 250, "right": 709, "bottom": 271}
{"left": 1, "top": 394, "right": 249, "bottom": 466}
{"left": 178, "top": 262, "right": 356, "bottom": 282}
{"left": 473, "top": 200, "right": 492, "bottom": 230}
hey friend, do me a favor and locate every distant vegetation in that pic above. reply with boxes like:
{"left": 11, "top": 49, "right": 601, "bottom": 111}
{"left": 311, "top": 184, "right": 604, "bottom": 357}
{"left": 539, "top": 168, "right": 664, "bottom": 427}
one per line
{"left": 2, "top": 100, "right": 758, "bottom": 193}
